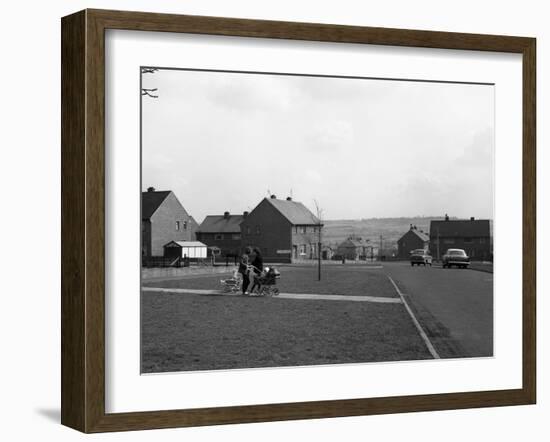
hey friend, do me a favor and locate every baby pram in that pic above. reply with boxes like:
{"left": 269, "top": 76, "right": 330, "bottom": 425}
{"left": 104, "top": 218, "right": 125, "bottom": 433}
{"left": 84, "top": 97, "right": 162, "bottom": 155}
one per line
{"left": 220, "top": 268, "right": 243, "bottom": 293}
{"left": 252, "top": 266, "right": 281, "bottom": 296}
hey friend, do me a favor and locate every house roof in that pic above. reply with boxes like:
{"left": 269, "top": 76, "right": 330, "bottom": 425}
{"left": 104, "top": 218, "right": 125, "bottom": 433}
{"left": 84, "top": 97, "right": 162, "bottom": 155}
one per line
{"left": 413, "top": 230, "right": 430, "bottom": 241}
{"left": 197, "top": 215, "right": 244, "bottom": 233}
{"left": 164, "top": 240, "right": 207, "bottom": 248}
{"left": 265, "top": 198, "right": 320, "bottom": 225}
{"left": 399, "top": 228, "right": 429, "bottom": 242}
{"left": 142, "top": 190, "right": 171, "bottom": 219}
{"left": 430, "top": 219, "right": 490, "bottom": 237}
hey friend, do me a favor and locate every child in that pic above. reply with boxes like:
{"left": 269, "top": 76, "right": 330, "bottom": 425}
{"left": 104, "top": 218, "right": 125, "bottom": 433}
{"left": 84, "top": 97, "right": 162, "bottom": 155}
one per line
{"left": 239, "top": 247, "right": 252, "bottom": 295}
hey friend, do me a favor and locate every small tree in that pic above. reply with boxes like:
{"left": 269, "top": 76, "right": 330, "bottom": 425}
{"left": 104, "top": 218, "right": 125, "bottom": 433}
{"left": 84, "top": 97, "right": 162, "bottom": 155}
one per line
{"left": 141, "top": 67, "right": 159, "bottom": 98}
{"left": 313, "top": 199, "right": 324, "bottom": 281}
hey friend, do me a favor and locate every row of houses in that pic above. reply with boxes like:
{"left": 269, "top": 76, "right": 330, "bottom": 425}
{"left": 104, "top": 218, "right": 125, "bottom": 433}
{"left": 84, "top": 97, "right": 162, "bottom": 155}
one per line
{"left": 336, "top": 217, "right": 491, "bottom": 262}
{"left": 142, "top": 187, "right": 492, "bottom": 264}
{"left": 397, "top": 215, "right": 491, "bottom": 260}
{"left": 196, "top": 195, "right": 323, "bottom": 262}
{"left": 142, "top": 189, "right": 322, "bottom": 263}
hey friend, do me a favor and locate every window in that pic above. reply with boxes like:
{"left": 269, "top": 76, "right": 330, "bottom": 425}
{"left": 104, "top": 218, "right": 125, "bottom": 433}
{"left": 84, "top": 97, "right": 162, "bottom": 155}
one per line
{"left": 448, "top": 250, "right": 467, "bottom": 257}
{"left": 175, "top": 221, "right": 180, "bottom": 231}
{"left": 479, "top": 238, "right": 486, "bottom": 244}
{"left": 464, "top": 237, "right": 473, "bottom": 243}
{"left": 255, "top": 225, "right": 261, "bottom": 235}
{"left": 311, "top": 244, "right": 316, "bottom": 255}
{"left": 300, "top": 244, "right": 306, "bottom": 255}
{"left": 301, "top": 226, "right": 307, "bottom": 234}
{"left": 215, "top": 234, "right": 224, "bottom": 240}
{"left": 294, "top": 226, "right": 298, "bottom": 234}
{"left": 443, "top": 238, "right": 455, "bottom": 244}
{"left": 232, "top": 233, "right": 241, "bottom": 240}
{"left": 246, "top": 226, "right": 251, "bottom": 235}
{"left": 183, "top": 221, "right": 188, "bottom": 230}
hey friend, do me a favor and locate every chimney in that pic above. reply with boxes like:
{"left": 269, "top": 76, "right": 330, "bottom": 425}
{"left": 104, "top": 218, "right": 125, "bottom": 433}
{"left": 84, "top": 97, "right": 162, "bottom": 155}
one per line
{"left": 470, "top": 216, "right": 475, "bottom": 221}
{"left": 286, "top": 196, "right": 292, "bottom": 201}
{"left": 270, "top": 194, "right": 277, "bottom": 199}
{"left": 147, "top": 186, "right": 155, "bottom": 192}
{"left": 243, "top": 211, "right": 249, "bottom": 218}
{"left": 445, "top": 213, "right": 449, "bottom": 221}
{"left": 410, "top": 223, "right": 413, "bottom": 230}
{"left": 224, "top": 211, "right": 230, "bottom": 219}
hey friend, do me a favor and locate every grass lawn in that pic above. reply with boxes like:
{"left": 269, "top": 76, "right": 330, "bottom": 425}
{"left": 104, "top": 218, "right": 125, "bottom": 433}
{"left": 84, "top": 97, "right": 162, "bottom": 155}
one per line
{"left": 142, "top": 265, "right": 398, "bottom": 298}
{"left": 141, "top": 291, "right": 432, "bottom": 373}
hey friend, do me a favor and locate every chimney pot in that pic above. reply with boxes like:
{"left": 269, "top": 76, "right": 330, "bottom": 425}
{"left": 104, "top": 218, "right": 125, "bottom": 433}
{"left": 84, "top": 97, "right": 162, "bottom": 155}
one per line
{"left": 243, "top": 211, "right": 249, "bottom": 217}
{"left": 270, "top": 194, "right": 277, "bottom": 199}
{"left": 286, "top": 196, "right": 292, "bottom": 201}
{"left": 147, "top": 186, "right": 155, "bottom": 192}
{"left": 470, "top": 216, "right": 475, "bottom": 221}
{"left": 224, "top": 211, "right": 230, "bottom": 219}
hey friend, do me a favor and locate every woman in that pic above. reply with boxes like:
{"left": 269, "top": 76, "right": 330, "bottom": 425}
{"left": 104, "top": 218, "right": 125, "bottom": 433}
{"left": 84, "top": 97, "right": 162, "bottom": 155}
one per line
{"left": 249, "top": 247, "right": 264, "bottom": 294}
{"left": 239, "top": 247, "right": 252, "bottom": 295}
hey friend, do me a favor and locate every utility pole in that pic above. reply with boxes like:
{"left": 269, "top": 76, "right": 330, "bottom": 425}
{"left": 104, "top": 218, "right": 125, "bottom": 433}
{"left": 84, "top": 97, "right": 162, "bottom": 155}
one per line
{"left": 437, "top": 227, "right": 440, "bottom": 261}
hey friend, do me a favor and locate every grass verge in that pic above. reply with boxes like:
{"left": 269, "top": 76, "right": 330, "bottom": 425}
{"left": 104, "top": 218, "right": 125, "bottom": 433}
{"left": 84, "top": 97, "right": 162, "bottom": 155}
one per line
{"left": 141, "top": 291, "right": 432, "bottom": 373}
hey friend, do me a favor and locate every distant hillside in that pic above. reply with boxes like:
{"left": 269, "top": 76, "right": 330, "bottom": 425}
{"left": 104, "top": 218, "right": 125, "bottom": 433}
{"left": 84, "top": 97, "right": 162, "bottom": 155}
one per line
{"left": 322, "top": 217, "right": 441, "bottom": 250}
{"left": 322, "top": 217, "right": 493, "bottom": 250}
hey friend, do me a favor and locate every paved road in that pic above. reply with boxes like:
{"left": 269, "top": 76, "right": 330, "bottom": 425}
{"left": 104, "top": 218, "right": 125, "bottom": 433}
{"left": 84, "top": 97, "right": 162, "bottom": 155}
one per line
{"left": 382, "top": 262, "right": 493, "bottom": 358}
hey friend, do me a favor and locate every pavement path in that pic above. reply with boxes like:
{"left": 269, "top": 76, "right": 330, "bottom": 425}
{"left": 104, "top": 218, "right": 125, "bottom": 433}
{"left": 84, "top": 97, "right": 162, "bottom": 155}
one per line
{"left": 141, "top": 286, "right": 402, "bottom": 303}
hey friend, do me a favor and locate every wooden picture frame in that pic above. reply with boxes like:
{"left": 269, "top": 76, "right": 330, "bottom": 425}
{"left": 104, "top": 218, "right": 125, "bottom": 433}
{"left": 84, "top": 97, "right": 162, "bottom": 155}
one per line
{"left": 61, "top": 9, "right": 536, "bottom": 433}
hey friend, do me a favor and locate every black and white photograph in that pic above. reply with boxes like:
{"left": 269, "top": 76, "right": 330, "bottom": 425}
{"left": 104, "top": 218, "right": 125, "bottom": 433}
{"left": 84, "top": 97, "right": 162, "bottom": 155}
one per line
{"left": 140, "top": 67, "right": 494, "bottom": 374}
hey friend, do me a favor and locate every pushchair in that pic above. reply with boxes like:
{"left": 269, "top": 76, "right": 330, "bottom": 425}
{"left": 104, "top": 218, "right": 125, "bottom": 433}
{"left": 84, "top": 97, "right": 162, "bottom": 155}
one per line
{"left": 252, "top": 266, "right": 281, "bottom": 296}
{"left": 220, "top": 268, "right": 243, "bottom": 293}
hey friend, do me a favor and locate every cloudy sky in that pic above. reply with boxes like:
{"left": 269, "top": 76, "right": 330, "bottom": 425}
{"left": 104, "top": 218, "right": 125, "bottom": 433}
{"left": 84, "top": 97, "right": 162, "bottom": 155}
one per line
{"left": 142, "top": 68, "right": 494, "bottom": 223}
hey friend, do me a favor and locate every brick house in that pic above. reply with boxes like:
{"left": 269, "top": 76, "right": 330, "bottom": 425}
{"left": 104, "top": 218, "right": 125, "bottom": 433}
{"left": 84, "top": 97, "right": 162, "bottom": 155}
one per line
{"left": 240, "top": 195, "right": 321, "bottom": 263}
{"left": 336, "top": 237, "right": 370, "bottom": 260}
{"left": 196, "top": 211, "right": 246, "bottom": 258}
{"left": 397, "top": 225, "right": 430, "bottom": 258}
{"left": 141, "top": 188, "right": 197, "bottom": 258}
{"left": 429, "top": 216, "right": 491, "bottom": 261}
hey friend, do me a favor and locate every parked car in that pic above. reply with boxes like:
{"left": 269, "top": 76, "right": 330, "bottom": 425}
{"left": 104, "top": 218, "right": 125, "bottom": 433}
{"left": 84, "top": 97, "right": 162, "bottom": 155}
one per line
{"left": 410, "top": 249, "right": 432, "bottom": 266}
{"left": 442, "top": 248, "right": 470, "bottom": 268}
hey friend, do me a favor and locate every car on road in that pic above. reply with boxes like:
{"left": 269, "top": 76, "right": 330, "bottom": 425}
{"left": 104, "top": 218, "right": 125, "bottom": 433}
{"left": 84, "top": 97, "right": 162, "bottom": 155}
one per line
{"left": 410, "top": 249, "right": 433, "bottom": 266}
{"left": 442, "top": 248, "right": 470, "bottom": 269}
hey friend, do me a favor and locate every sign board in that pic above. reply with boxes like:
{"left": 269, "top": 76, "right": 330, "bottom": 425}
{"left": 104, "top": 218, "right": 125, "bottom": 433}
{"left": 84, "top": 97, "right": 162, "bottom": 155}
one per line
{"left": 276, "top": 250, "right": 291, "bottom": 254}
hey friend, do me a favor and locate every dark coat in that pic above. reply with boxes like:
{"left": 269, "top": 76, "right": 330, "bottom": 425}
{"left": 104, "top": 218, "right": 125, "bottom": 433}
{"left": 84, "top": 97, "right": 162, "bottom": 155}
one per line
{"left": 251, "top": 255, "right": 263, "bottom": 274}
